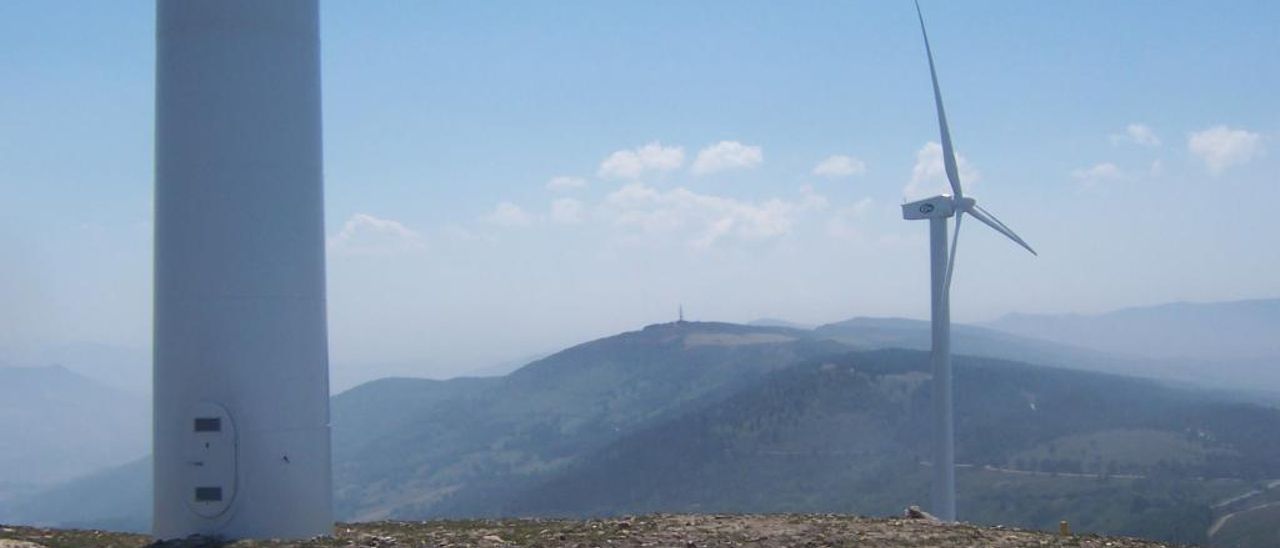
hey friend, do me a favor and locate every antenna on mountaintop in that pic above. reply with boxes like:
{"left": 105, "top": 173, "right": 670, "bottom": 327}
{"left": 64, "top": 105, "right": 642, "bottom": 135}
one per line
{"left": 678, "top": 305, "right": 685, "bottom": 323}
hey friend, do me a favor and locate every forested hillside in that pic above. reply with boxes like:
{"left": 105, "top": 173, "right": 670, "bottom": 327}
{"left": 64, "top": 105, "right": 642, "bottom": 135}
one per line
{"left": 509, "top": 350, "right": 1280, "bottom": 545}
{"left": 332, "top": 322, "right": 848, "bottom": 520}
{"left": 8, "top": 321, "right": 1280, "bottom": 546}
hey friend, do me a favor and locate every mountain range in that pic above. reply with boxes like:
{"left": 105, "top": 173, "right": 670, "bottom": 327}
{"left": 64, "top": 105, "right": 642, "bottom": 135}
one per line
{"left": 986, "top": 298, "right": 1280, "bottom": 393}
{"left": 3, "top": 298, "right": 1279, "bottom": 546}
{"left": 0, "top": 365, "right": 148, "bottom": 488}
{"left": 987, "top": 298, "right": 1280, "bottom": 360}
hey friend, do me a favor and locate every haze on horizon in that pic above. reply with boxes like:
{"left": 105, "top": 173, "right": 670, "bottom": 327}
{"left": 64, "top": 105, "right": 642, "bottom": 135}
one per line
{"left": 1, "top": 1, "right": 1277, "bottom": 388}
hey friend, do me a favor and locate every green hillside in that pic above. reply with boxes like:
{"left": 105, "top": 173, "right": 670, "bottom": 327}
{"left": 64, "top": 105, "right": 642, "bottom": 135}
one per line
{"left": 9, "top": 320, "right": 1280, "bottom": 546}
{"left": 508, "top": 350, "right": 1280, "bottom": 545}
{"left": 3, "top": 321, "right": 850, "bottom": 529}
{"left": 1212, "top": 502, "right": 1280, "bottom": 548}
{"left": 332, "top": 321, "right": 848, "bottom": 520}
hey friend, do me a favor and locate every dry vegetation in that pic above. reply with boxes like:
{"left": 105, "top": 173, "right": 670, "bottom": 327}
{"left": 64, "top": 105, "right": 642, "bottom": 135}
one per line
{"left": 2, "top": 514, "right": 1183, "bottom": 547}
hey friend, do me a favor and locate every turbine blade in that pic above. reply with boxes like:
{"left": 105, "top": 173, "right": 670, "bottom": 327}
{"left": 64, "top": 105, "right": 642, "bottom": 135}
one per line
{"left": 944, "top": 210, "right": 963, "bottom": 292}
{"left": 972, "top": 202, "right": 1016, "bottom": 236}
{"left": 915, "top": 1, "right": 963, "bottom": 200}
{"left": 966, "top": 203, "right": 1037, "bottom": 255}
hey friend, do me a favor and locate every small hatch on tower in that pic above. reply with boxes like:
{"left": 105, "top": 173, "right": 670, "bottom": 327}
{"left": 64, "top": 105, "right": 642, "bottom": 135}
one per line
{"left": 185, "top": 402, "right": 237, "bottom": 518}
{"left": 194, "top": 486, "right": 223, "bottom": 502}
{"left": 193, "top": 418, "right": 221, "bottom": 432}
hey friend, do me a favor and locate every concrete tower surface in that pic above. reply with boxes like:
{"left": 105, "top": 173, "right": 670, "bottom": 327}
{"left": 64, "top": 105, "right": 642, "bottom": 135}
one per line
{"left": 153, "top": 0, "right": 332, "bottom": 539}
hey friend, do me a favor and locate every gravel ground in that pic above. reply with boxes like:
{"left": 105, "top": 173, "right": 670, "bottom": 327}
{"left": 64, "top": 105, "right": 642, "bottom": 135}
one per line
{"left": 1, "top": 514, "right": 1185, "bottom": 547}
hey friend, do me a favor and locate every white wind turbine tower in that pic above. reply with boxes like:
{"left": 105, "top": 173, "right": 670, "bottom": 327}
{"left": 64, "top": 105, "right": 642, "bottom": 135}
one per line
{"left": 904, "top": 2, "right": 1037, "bottom": 522}
{"left": 153, "top": 0, "right": 331, "bottom": 539}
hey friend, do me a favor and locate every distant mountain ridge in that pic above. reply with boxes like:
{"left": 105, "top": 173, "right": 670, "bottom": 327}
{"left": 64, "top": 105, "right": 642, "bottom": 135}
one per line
{"left": 0, "top": 321, "right": 849, "bottom": 529}
{"left": 986, "top": 298, "right": 1280, "bottom": 360}
{"left": 747, "top": 317, "right": 816, "bottom": 330}
{"left": 985, "top": 298, "right": 1280, "bottom": 393}
{"left": 8, "top": 300, "right": 1280, "bottom": 546}
{"left": 0, "top": 365, "right": 148, "bottom": 488}
{"left": 333, "top": 321, "right": 847, "bottom": 521}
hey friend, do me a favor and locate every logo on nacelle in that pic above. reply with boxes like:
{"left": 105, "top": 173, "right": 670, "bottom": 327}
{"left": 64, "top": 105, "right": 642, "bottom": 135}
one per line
{"left": 918, "top": 203, "right": 935, "bottom": 214}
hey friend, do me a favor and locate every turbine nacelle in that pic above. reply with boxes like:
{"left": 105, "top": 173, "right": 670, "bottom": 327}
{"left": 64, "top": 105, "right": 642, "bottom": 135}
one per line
{"left": 901, "top": 195, "right": 976, "bottom": 220}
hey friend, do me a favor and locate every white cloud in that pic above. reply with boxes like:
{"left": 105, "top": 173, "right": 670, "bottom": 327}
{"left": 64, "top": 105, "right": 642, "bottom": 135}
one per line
{"left": 482, "top": 202, "right": 534, "bottom": 227}
{"left": 797, "top": 184, "right": 830, "bottom": 210}
{"left": 549, "top": 198, "right": 585, "bottom": 224}
{"left": 691, "top": 141, "right": 764, "bottom": 175}
{"left": 812, "top": 155, "right": 867, "bottom": 178}
{"left": 328, "top": 213, "right": 425, "bottom": 255}
{"left": 825, "top": 198, "right": 874, "bottom": 240}
{"left": 1071, "top": 162, "right": 1124, "bottom": 186}
{"left": 597, "top": 142, "right": 685, "bottom": 180}
{"left": 1110, "top": 123, "right": 1161, "bottom": 147}
{"left": 904, "top": 142, "right": 980, "bottom": 199}
{"left": 441, "top": 224, "right": 495, "bottom": 244}
{"left": 545, "top": 176, "right": 587, "bottom": 192}
{"left": 600, "top": 183, "right": 825, "bottom": 248}
{"left": 1149, "top": 159, "right": 1164, "bottom": 177}
{"left": 1188, "top": 126, "right": 1262, "bottom": 175}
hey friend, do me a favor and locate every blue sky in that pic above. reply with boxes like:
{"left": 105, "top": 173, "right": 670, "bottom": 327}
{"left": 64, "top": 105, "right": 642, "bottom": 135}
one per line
{"left": 1, "top": 1, "right": 1277, "bottom": 387}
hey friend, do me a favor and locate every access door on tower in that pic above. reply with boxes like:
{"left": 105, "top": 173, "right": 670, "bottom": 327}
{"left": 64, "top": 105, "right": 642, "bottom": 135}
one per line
{"left": 184, "top": 402, "right": 238, "bottom": 518}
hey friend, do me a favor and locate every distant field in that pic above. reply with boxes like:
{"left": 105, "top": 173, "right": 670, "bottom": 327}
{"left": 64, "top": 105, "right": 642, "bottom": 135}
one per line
{"left": 957, "top": 467, "right": 1244, "bottom": 545}
{"left": 1007, "top": 429, "right": 1215, "bottom": 474}
{"left": 1210, "top": 502, "right": 1280, "bottom": 547}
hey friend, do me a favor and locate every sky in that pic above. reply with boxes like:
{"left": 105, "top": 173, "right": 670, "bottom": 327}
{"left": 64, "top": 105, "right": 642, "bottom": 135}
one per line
{"left": 1, "top": 1, "right": 1277, "bottom": 387}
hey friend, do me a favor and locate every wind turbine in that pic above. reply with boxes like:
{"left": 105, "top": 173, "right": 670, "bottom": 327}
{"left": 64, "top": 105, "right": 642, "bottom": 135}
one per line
{"left": 154, "top": 0, "right": 331, "bottom": 539}
{"left": 904, "top": 1, "right": 1037, "bottom": 522}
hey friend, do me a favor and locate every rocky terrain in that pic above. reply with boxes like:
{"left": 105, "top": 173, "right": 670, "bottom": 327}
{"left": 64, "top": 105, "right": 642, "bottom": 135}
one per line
{"left": 1, "top": 514, "right": 1181, "bottom": 547}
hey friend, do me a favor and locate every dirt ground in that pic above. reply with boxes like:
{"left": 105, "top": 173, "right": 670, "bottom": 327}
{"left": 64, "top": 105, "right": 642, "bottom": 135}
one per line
{"left": 1, "top": 514, "right": 1183, "bottom": 547}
